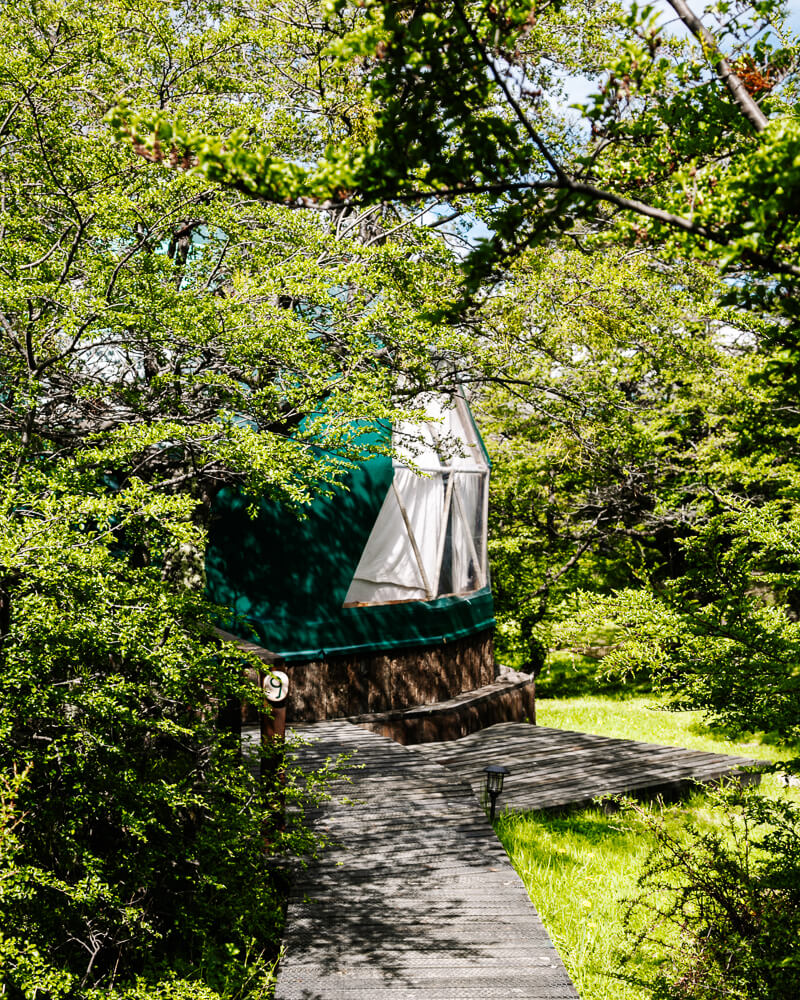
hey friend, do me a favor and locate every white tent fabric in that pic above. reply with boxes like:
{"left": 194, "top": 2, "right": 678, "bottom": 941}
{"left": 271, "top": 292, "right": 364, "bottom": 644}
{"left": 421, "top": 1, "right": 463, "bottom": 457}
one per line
{"left": 343, "top": 470, "right": 444, "bottom": 604}
{"left": 343, "top": 395, "right": 489, "bottom": 607}
{"left": 451, "top": 473, "right": 484, "bottom": 594}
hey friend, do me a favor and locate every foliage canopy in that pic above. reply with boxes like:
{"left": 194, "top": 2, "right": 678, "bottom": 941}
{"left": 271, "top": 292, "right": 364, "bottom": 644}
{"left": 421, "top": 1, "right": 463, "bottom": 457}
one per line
{"left": 0, "top": 0, "right": 462, "bottom": 994}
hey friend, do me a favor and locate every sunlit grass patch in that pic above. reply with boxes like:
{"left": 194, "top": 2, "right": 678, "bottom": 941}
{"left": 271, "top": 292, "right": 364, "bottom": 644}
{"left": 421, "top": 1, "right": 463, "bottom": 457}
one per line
{"left": 536, "top": 695, "right": 799, "bottom": 764}
{"left": 496, "top": 804, "right": 657, "bottom": 1000}
{"left": 496, "top": 698, "right": 800, "bottom": 1000}
{"left": 497, "top": 779, "right": 800, "bottom": 1000}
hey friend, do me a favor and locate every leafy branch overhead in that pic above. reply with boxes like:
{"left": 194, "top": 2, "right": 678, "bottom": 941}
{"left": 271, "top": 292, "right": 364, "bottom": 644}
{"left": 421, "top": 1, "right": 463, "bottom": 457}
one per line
{"left": 0, "top": 2, "right": 468, "bottom": 995}
{"left": 112, "top": 0, "right": 800, "bottom": 290}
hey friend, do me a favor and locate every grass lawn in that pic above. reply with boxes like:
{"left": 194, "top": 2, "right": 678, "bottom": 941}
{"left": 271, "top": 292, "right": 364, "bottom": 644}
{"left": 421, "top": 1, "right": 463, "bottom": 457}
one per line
{"left": 494, "top": 694, "right": 800, "bottom": 1000}
{"left": 537, "top": 694, "right": 796, "bottom": 764}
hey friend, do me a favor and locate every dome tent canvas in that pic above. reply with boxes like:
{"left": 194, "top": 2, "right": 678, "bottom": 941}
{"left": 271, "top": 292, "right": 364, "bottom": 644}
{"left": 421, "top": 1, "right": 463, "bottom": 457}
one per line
{"left": 344, "top": 394, "right": 490, "bottom": 608}
{"left": 205, "top": 393, "right": 495, "bottom": 676}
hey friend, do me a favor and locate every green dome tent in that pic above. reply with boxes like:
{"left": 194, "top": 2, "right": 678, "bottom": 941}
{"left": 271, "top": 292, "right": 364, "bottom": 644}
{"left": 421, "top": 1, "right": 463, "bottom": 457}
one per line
{"left": 205, "top": 393, "right": 512, "bottom": 729}
{"left": 207, "top": 393, "right": 493, "bottom": 656}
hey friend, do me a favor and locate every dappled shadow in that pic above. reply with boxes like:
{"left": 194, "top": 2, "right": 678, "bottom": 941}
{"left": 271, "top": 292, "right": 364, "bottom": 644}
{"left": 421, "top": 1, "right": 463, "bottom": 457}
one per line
{"left": 275, "top": 722, "right": 576, "bottom": 999}
{"left": 500, "top": 807, "right": 637, "bottom": 844}
{"left": 535, "top": 656, "right": 652, "bottom": 699}
{"left": 686, "top": 717, "right": 800, "bottom": 758}
{"left": 207, "top": 456, "right": 494, "bottom": 674}
{"left": 412, "top": 721, "right": 762, "bottom": 814}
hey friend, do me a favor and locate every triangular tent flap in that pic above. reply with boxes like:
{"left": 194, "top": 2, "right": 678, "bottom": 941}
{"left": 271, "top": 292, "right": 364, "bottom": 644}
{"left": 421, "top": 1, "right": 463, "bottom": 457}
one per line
{"left": 344, "top": 394, "right": 489, "bottom": 607}
{"left": 343, "top": 471, "right": 443, "bottom": 604}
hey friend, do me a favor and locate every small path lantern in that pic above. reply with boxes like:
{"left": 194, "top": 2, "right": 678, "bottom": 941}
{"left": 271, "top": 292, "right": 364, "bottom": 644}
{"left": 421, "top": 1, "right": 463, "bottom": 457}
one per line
{"left": 484, "top": 764, "right": 510, "bottom": 822}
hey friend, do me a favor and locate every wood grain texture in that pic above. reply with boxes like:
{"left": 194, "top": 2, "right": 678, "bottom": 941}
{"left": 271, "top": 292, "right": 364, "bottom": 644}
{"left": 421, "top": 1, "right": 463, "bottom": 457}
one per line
{"left": 286, "top": 631, "right": 496, "bottom": 722}
{"left": 271, "top": 721, "right": 579, "bottom": 1000}
{"left": 347, "top": 666, "right": 536, "bottom": 744}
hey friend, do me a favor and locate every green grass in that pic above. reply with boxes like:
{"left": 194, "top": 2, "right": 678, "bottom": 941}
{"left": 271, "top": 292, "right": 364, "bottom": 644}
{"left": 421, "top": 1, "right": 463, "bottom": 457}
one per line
{"left": 495, "top": 696, "right": 800, "bottom": 1000}
{"left": 537, "top": 694, "right": 798, "bottom": 764}
{"left": 496, "top": 804, "right": 659, "bottom": 1000}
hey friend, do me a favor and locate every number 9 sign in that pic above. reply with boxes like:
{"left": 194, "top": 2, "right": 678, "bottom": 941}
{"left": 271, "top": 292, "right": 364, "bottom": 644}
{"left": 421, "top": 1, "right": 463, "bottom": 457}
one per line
{"left": 264, "top": 670, "right": 290, "bottom": 703}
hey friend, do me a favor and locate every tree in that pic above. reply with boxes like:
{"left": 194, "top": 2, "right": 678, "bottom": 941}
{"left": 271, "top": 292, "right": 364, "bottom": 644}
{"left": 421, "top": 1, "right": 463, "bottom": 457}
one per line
{"left": 1, "top": 0, "right": 466, "bottom": 511}
{"left": 467, "top": 242, "right": 791, "bottom": 680}
{"left": 0, "top": 1, "right": 469, "bottom": 995}
{"left": 114, "top": 0, "right": 800, "bottom": 304}
{"left": 0, "top": 467, "right": 292, "bottom": 997}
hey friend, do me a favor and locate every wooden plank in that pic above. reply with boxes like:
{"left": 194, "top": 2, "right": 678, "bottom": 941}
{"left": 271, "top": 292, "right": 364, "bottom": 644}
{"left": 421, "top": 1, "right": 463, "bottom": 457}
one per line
{"left": 411, "top": 722, "right": 762, "bottom": 812}
{"left": 270, "top": 718, "right": 764, "bottom": 1000}
{"left": 274, "top": 722, "right": 580, "bottom": 1000}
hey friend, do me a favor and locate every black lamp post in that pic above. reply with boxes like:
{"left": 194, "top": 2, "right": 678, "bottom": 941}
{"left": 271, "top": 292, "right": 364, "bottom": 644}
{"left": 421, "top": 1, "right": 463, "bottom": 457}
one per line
{"left": 484, "top": 764, "right": 510, "bottom": 822}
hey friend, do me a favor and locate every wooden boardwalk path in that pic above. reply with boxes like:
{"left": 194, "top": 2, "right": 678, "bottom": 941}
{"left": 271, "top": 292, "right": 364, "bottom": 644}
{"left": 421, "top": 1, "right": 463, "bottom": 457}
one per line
{"left": 411, "top": 722, "right": 760, "bottom": 812}
{"left": 274, "top": 721, "right": 579, "bottom": 1000}
{"left": 272, "top": 720, "right": 760, "bottom": 999}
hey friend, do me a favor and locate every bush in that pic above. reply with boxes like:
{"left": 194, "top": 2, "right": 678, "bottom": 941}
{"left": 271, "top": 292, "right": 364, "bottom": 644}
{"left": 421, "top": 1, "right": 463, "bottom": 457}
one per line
{"left": 0, "top": 493, "right": 326, "bottom": 999}
{"left": 621, "top": 786, "right": 800, "bottom": 1000}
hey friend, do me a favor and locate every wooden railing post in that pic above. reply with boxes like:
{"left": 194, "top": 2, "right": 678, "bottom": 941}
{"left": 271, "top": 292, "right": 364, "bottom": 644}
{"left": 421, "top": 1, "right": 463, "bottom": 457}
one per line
{"left": 261, "top": 669, "right": 290, "bottom": 833}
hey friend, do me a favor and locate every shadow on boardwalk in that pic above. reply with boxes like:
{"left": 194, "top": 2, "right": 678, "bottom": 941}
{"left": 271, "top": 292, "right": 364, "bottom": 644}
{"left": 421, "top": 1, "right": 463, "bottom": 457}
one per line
{"left": 411, "top": 722, "right": 762, "bottom": 812}
{"left": 272, "top": 719, "right": 761, "bottom": 999}
{"left": 275, "top": 721, "right": 579, "bottom": 1000}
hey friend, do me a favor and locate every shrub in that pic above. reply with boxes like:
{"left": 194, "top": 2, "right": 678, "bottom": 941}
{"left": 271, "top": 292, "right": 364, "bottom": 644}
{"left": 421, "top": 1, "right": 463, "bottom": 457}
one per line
{"left": 621, "top": 785, "right": 800, "bottom": 1000}
{"left": 0, "top": 502, "right": 326, "bottom": 999}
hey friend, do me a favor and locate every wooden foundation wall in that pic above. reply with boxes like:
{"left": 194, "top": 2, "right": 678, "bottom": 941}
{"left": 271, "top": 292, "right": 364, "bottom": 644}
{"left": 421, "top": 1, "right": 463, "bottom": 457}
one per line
{"left": 349, "top": 667, "right": 537, "bottom": 745}
{"left": 285, "top": 630, "right": 495, "bottom": 722}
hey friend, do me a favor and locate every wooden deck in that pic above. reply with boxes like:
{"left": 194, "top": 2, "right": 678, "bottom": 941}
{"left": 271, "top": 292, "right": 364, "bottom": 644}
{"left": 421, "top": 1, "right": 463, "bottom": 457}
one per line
{"left": 274, "top": 721, "right": 580, "bottom": 1000}
{"left": 411, "top": 721, "right": 761, "bottom": 812}
{"left": 270, "top": 720, "right": 761, "bottom": 1000}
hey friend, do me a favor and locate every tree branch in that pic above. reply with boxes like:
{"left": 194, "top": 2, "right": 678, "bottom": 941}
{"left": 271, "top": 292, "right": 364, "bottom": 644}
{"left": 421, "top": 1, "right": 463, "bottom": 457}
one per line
{"left": 566, "top": 179, "right": 800, "bottom": 278}
{"left": 665, "top": 0, "right": 768, "bottom": 133}
{"left": 451, "top": 0, "right": 570, "bottom": 184}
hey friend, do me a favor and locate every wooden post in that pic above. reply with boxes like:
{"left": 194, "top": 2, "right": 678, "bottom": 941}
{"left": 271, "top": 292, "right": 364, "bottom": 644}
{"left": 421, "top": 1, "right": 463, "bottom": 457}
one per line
{"left": 209, "top": 629, "right": 288, "bottom": 835}
{"left": 261, "top": 687, "right": 287, "bottom": 780}
{"left": 261, "top": 669, "right": 290, "bottom": 833}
